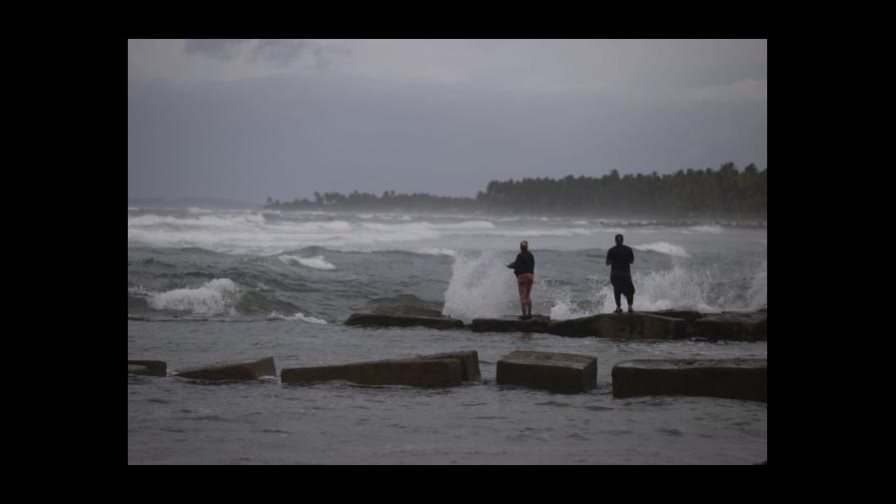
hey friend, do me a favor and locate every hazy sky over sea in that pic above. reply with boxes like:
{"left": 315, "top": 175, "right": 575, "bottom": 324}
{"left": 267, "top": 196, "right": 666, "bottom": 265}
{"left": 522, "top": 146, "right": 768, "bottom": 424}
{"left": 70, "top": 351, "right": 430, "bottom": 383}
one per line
{"left": 128, "top": 39, "right": 766, "bottom": 204}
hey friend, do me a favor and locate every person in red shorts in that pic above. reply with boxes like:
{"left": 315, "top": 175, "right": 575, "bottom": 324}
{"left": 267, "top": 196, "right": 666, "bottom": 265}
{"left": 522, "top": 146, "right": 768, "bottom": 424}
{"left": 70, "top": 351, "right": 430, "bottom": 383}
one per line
{"left": 506, "top": 240, "right": 535, "bottom": 320}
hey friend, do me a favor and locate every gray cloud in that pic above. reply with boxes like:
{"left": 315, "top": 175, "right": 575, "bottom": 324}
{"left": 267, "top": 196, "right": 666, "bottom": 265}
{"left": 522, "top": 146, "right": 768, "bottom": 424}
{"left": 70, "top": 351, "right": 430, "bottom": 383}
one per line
{"left": 251, "top": 39, "right": 310, "bottom": 66}
{"left": 129, "top": 40, "right": 766, "bottom": 204}
{"left": 183, "top": 39, "right": 248, "bottom": 60}
{"left": 183, "top": 39, "right": 340, "bottom": 69}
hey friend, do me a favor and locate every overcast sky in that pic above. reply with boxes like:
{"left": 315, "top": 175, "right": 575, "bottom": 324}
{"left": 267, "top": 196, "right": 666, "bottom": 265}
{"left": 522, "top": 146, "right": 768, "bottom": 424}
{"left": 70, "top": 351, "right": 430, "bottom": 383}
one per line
{"left": 128, "top": 39, "right": 767, "bottom": 203}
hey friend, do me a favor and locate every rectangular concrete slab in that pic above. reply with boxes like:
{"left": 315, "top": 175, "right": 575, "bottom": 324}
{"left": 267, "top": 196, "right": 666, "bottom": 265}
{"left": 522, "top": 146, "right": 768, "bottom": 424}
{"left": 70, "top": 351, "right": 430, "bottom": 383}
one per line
{"left": 612, "top": 358, "right": 767, "bottom": 402}
{"left": 414, "top": 350, "right": 481, "bottom": 381}
{"left": 496, "top": 350, "right": 597, "bottom": 393}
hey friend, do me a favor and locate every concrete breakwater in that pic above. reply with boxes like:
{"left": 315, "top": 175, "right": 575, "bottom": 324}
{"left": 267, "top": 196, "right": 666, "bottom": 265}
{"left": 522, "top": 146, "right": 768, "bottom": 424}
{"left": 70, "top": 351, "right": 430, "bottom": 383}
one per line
{"left": 343, "top": 310, "right": 767, "bottom": 341}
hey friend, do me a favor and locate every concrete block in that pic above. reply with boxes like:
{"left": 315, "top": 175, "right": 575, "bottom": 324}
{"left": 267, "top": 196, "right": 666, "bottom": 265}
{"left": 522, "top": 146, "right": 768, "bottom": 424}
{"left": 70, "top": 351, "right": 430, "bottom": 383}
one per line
{"left": 612, "top": 358, "right": 767, "bottom": 402}
{"left": 496, "top": 350, "right": 597, "bottom": 393}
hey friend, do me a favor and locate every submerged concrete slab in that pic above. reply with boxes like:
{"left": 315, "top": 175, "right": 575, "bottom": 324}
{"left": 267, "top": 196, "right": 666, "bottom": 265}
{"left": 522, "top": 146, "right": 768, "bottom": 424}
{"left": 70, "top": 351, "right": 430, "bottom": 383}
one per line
{"left": 496, "top": 350, "right": 597, "bottom": 393}
{"left": 612, "top": 358, "right": 767, "bottom": 402}
{"left": 175, "top": 357, "right": 277, "bottom": 381}
{"left": 127, "top": 360, "right": 167, "bottom": 376}
{"left": 687, "top": 312, "right": 767, "bottom": 341}
{"left": 471, "top": 316, "right": 550, "bottom": 333}
{"left": 280, "top": 350, "right": 480, "bottom": 388}
{"left": 344, "top": 313, "right": 464, "bottom": 330}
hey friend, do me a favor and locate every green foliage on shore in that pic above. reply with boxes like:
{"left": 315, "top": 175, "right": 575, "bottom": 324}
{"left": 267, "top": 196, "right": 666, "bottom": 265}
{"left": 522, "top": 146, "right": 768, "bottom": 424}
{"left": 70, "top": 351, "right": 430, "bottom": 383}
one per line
{"left": 265, "top": 162, "right": 766, "bottom": 218}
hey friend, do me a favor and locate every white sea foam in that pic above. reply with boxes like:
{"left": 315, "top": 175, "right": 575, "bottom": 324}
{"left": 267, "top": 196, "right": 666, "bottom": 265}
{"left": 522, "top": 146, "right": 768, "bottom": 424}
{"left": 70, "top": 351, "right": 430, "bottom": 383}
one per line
{"left": 594, "top": 266, "right": 720, "bottom": 313}
{"left": 686, "top": 225, "right": 724, "bottom": 234}
{"left": 147, "top": 278, "right": 241, "bottom": 315}
{"left": 267, "top": 311, "right": 328, "bottom": 324}
{"left": 418, "top": 248, "right": 458, "bottom": 257}
{"left": 633, "top": 242, "right": 691, "bottom": 258}
{"left": 129, "top": 210, "right": 586, "bottom": 255}
{"left": 129, "top": 209, "right": 760, "bottom": 257}
{"left": 278, "top": 254, "right": 336, "bottom": 270}
{"left": 549, "top": 298, "right": 595, "bottom": 320}
{"left": 747, "top": 259, "right": 767, "bottom": 310}
{"left": 435, "top": 220, "right": 496, "bottom": 230}
{"left": 442, "top": 250, "right": 520, "bottom": 323}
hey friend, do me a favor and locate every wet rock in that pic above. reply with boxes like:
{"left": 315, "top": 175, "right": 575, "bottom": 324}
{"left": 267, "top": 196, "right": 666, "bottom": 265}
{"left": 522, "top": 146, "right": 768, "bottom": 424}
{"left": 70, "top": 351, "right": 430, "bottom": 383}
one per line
{"left": 364, "top": 294, "right": 444, "bottom": 318}
{"left": 612, "top": 358, "right": 767, "bottom": 402}
{"left": 544, "top": 315, "right": 602, "bottom": 337}
{"left": 687, "top": 312, "right": 767, "bottom": 341}
{"left": 597, "top": 313, "right": 689, "bottom": 340}
{"left": 370, "top": 304, "right": 444, "bottom": 318}
{"left": 127, "top": 360, "right": 167, "bottom": 376}
{"left": 175, "top": 357, "right": 277, "bottom": 381}
{"left": 645, "top": 310, "right": 705, "bottom": 321}
{"left": 496, "top": 350, "right": 597, "bottom": 393}
{"left": 281, "top": 350, "right": 480, "bottom": 388}
{"left": 344, "top": 313, "right": 464, "bottom": 330}
{"left": 471, "top": 315, "right": 550, "bottom": 333}
{"left": 546, "top": 313, "right": 687, "bottom": 339}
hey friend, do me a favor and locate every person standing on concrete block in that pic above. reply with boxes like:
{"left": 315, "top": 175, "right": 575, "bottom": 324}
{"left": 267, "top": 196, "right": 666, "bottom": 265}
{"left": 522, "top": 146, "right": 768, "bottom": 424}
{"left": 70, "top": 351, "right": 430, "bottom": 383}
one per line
{"left": 606, "top": 234, "right": 635, "bottom": 313}
{"left": 506, "top": 240, "right": 535, "bottom": 320}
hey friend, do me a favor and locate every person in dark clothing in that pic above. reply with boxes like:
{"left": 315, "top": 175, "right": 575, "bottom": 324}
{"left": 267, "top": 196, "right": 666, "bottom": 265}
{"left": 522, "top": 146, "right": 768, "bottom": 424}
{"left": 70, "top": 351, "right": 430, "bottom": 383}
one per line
{"left": 506, "top": 240, "right": 535, "bottom": 319}
{"left": 606, "top": 234, "right": 635, "bottom": 313}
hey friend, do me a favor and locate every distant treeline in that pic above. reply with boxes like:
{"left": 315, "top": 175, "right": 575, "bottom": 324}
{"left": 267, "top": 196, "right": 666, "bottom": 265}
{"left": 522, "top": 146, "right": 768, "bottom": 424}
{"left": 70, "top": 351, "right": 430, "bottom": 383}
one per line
{"left": 265, "top": 162, "right": 767, "bottom": 218}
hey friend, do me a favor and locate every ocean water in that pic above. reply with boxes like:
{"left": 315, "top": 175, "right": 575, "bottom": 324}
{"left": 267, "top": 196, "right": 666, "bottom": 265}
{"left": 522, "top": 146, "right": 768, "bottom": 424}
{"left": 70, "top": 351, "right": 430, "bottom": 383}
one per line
{"left": 128, "top": 208, "right": 767, "bottom": 464}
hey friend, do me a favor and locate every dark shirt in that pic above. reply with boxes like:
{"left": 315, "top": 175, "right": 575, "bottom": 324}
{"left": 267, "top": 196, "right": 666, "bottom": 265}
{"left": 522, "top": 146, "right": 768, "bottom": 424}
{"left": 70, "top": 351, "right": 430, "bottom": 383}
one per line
{"left": 510, "top": 250, "right": 534, "bottom": 276}
{"left": 606, "top": 244, "right": 634, "bottom": 274}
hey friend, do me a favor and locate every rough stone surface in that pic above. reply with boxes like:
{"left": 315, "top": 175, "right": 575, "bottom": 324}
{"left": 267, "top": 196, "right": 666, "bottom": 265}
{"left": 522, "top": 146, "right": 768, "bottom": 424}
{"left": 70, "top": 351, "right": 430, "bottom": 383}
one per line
{"left": 344, "top": 313, "right": 464, "bottom": 330}
{"left": 471, "top": 316, "right": 550, "bottom": 333}
{"left": 612, "top": 358, "right": 767, "bottom": 402}
{"left": 544, "top": 315, "right": 602, "bottom": 337}
{"left": 645, "top": 310, "right": 705, "bottom": 321}
{"left": 597, "top": 313, "right": 688, "bottom": 340}
{"left": 686, "top": 312, "right": 767, "bottom": 341}
{"left": 370, "top": 304, "right": 444, "bottom": 318}
{"left": 496, "top": 350, "right": 597, "bottom": 393}
{"left": 175, "top": 357, "right": 277, "bottom": 381}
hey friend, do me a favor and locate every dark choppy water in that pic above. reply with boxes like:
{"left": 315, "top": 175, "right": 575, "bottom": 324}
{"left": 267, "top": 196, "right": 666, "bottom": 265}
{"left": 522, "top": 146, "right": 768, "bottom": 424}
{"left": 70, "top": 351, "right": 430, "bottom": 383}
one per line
{"left": 128, "top": 208, "right": 767, "bottom": 464}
